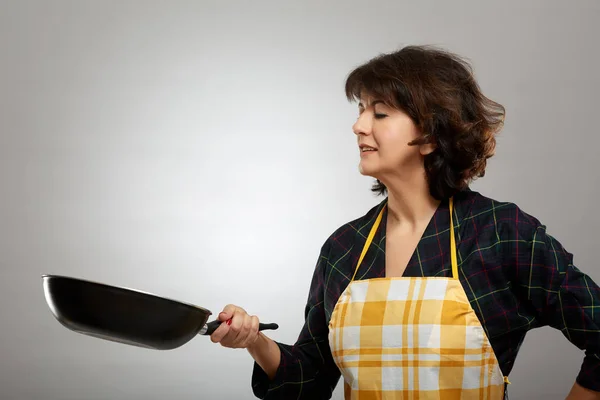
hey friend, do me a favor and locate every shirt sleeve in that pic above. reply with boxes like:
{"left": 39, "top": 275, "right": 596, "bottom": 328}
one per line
{"left": 251, "top": 238, "right": 341, "bottom": 399}
{"left": 524, "top": 224, "right": 600, "bottom": 392}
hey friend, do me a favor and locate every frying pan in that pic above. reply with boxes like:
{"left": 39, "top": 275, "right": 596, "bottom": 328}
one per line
{"left": 41, "top": 274, "right": 278, "bottom": 350}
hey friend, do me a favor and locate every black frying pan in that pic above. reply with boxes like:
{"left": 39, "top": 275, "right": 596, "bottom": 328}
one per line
{"left": 42, "top": 274, "right": 278, "bottom": 350}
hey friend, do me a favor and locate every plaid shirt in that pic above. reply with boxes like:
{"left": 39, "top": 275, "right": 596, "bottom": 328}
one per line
{"left": 251, "top": 189, "right": 600, "bottom": 399}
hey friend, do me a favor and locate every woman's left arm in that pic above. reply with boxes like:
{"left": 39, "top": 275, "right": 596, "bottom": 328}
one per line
{"left": 526, "top": 225, "right": 600, "bottom": 398}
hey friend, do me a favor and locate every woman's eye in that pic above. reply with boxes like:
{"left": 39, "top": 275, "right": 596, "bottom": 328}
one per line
{"left": 374, "top": 113, "right": 387, "bottom": 119}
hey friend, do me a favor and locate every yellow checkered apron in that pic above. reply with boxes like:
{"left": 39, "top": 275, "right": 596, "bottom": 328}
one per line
{"left": 328, "top": 198, "right": 509, "bottom": 399}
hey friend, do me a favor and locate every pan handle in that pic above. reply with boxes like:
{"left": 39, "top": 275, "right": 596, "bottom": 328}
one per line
{"left": 200, "top": 320, "right": 279, "bottom": 336}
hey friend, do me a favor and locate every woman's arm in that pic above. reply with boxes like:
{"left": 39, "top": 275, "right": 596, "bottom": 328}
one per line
{"left": 247, "top": 332, "right": 281, "bottom": 380}
{"left": 520, "top": 224, "right": 600, "bottom": 395}
{"left": 248, "top": 239, "right": 341, "bottom": 399}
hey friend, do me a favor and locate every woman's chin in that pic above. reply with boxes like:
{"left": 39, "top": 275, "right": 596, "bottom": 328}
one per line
{"left": 358, "top": 163, "right": 377, "bottom": 177}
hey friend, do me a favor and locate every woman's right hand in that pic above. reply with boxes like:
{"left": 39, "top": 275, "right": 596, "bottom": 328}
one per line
{"left": 211, "top": 304, "right": 282, "bottom": 379}
{"left": 210, "top": 304, "right": 261, "bottom": 349}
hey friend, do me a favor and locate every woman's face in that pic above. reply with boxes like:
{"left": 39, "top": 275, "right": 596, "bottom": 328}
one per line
{"left": 353, "top": 95, "right": 434, "bottom": 182}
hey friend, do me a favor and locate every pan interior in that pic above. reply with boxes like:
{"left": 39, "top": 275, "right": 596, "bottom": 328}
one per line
{"left": 42, "top": 275, "right": 212, "bottom": 350}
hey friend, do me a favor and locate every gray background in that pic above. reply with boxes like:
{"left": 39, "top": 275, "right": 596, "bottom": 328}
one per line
{"left": 1, "top": 0, "right": 599, "bottom": 399}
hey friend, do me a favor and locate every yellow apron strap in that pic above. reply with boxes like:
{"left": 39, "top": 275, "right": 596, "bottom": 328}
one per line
{"left": 351, "top": 204, "right": 386, "bottom": 282}
{"left": 449, "top": 197, "right": 459, "bottom": 280}
{"left": 351, "top": 198, "right": 459, "bottom": 281}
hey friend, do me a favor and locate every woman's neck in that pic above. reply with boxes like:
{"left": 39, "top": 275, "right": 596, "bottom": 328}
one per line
{"left": 384, "top": 174, "right": 440, "bottom": 229}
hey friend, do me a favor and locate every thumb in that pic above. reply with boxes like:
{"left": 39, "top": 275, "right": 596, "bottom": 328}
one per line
{"left": 218, "top": 304, "right": 238, "bottom": 322}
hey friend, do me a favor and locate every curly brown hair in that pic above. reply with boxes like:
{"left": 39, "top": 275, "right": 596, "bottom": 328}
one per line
{"left": 345, "top": 45, "right": 506, "bottom": 200}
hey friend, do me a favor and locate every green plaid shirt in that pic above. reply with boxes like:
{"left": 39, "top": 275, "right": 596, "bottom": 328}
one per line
{"left": 251, "top": 189, "right": 600, "bottom": 399}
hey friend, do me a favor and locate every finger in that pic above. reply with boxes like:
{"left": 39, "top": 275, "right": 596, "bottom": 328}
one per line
{"left": 218, "top": 304, "right": 239, "bottom": 322}
{"left": 210, "top": 319, "right": 231, "bottom": 344}
{"left": 233, "top": 314, "right": 253, "bottom": 348}
{"left": 220, "top": 309, "right": 245, "bottom": 347}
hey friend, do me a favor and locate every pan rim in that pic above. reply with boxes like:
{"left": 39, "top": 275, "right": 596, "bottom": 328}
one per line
{"left": 41, "top": 274, "right": 213, "bottom": 316}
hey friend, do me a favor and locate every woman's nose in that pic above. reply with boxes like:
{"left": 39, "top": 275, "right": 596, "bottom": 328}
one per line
{"left": 353, "top": 114, "right": 371, "bottom": 136}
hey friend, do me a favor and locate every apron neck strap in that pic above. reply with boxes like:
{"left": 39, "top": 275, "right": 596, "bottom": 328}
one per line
{"left": 351, "top": 197, "right": 459, "bottom": 282}
{"left": 449, "top": 197, "right": 458, "bottom": 279}
{"left": 351, "top": 203, "right": 386, "bottom": 282}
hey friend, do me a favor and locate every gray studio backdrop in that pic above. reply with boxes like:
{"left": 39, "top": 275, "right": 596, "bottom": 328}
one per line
{"left": 1, "top": 1, "right": 599, "bottom": 399}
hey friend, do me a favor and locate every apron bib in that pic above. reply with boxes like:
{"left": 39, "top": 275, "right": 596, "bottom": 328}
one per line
{"left": 328, "top": 198, "right": 509, "bottom": 399}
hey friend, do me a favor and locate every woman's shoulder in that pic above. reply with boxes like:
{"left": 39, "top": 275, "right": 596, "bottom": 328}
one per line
{"left": 320, "top": 198, "right": 388, "bottom": 255}
{"left": 455, "top": 188, "right": 545, "bottom": 240}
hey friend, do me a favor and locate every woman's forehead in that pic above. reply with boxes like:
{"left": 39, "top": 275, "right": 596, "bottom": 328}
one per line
{"left": 358, "top": 96, "right": 390, "bottom": 110}
{"left": 358, "top": 91, "right": 383, "bottom": 106}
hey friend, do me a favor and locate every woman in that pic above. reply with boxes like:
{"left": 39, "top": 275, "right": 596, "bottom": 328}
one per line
{"left": 210, "top": 45, "right": 600, "bottom": 399}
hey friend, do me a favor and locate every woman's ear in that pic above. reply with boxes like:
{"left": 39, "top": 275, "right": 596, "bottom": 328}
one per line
{"left": 413, "top": 131, "right": 437, "bottom": 156}
{"left": 419, "top": 142, "right": 436, "bottom": 156}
